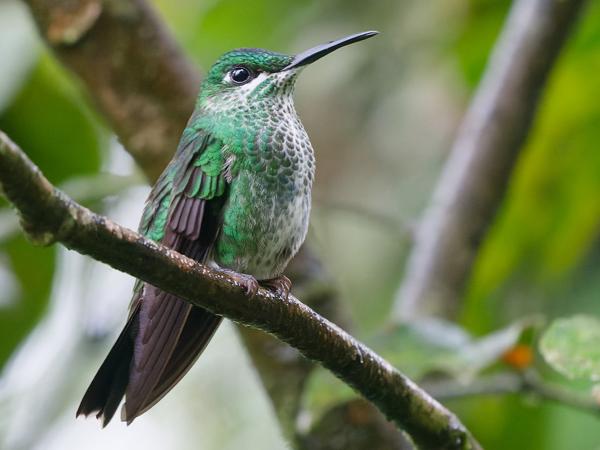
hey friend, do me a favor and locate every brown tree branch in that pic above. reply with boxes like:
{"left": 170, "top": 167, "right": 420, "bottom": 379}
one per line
{"left": 0, "top": 131, "right": 481, "bottom": 450}
{"left": 394, "top": 0, "right": 588, "bottom": 319}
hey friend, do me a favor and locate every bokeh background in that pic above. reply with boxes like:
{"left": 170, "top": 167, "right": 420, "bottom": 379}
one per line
{"left": 1, "top": 0, "right": 600, "bottom": 449}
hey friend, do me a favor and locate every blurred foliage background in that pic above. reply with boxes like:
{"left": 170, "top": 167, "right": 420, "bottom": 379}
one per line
{"left": 1, "top": 0, "right": 599, "bottom": 449}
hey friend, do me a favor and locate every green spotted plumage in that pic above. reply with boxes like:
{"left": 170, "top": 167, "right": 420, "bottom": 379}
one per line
{"left": 77, "top": 31, "right": 378, "bottom": 427}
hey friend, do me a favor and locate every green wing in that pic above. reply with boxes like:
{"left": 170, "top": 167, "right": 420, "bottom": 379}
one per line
{"left": 131, "top": 128, "right": 227, "bottom": 296}
{"left": 126, "top": 128, "right": 229, "bottom": 421}
{"left": 140, "top": 127, "right": 227, "bottom": 244}
{"left": 77, "top": 127, "right": 232, "bottom": 425}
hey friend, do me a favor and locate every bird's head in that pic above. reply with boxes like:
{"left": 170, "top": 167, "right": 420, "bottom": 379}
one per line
{"left": 196, "top": 31, "right": 378, "bottom": 114}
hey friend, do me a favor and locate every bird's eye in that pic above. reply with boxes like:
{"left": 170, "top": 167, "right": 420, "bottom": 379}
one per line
{"left": 229, "top": 67, "right": 252, "bottom": 84}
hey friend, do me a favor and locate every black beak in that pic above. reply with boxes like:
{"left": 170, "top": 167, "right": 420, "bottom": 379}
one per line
{"left": 282, "top": 31, "right": 379, "bottom": 71}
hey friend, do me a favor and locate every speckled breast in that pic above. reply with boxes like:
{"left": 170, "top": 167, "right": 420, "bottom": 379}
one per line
{"left": 214, "top": 101, "right": 315, "bottom": 280}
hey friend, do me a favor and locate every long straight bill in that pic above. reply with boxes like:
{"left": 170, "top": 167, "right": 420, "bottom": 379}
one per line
{"left": 282, "top": 31, "right": 379, "bottom": 70}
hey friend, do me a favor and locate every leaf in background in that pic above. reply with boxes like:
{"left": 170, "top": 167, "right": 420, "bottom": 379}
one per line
{"left": 155, "top": 0, "right": 315, "bottom": 66}
{"left": 0, "top": 0, "right": 38, "bottom": 113}
{"left": 452, "top": 0, "right": 511, "bottom": 87}
{"left": 0, "top": 52, "right": 106, "bottom": 369}
{"left": 540, "top": 315, "right": 600, "bottom": 381}
{"left": 435, "top": 321, "right": 531, "bottom": 380}
{"left": 462, "top": 1, "right": 600, "bottom": 334}
{"left": 0, "top": 55, "right": 104, "bottom": 183}
{"left": 372, "top": 318, "right": 471, "bottom": 380}
{"left": 0, "top": 239, "right": 56, "bottom": 369}
{"left": 303, "top": 368, "right": 356, "bottom": 422}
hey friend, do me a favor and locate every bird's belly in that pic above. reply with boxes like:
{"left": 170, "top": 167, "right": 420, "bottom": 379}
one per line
{"left": 214, "top": 182, "right": 310, "bottom": 280}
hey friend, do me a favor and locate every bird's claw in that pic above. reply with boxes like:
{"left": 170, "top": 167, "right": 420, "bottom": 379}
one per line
{"left": 236, "top": 274, "right": 259, "bottom": 298}
{"left": 260, "top": 275, "right": 292, "bottom": 299}
{"left": 221, "top": 269, "right": 259, "bottom": 298}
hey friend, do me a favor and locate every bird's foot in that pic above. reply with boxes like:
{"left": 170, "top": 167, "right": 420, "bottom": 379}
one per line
{"left": 220, "top": 269, "right": 259, "bottom": 298}
{"left": 260, "top": 275, "right": 292, "bottom": 300}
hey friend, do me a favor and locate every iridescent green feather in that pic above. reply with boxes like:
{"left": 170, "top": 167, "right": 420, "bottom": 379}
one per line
{"left": 138, "top": 128, "right": 227, "bottom": 244}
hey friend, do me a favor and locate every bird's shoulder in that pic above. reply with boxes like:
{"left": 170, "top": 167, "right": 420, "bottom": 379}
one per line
{"left": 138, "top": 127, "right": 230, "bottom": 242}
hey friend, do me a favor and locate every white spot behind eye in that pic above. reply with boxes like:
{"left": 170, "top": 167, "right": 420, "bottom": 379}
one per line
{"left": 222, "top": 72, "right": 233, "bottom": 84}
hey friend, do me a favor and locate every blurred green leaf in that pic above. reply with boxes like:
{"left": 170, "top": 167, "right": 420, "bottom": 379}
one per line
{"left": 156, "top": 0, "right": 315, "bottom": 66}
{"left": 453, "top": 0, "right": 511, "bottom": 86}
{"left": 304, "top": 368, "right": 356, "bottom": 421}
{"left": 372, "top": 318, "right": 471, "bottom": 380}
{"left": 540, "top": 315, "right": 600, "bottom": 381}
{"left": 462, "top": 1, "right": 600, "bottom": 334}
{"left": 0, "top": 52, "right": 106, "bottom": 369}
{"left": 0, "top": 55, "right": 104, "bottom": 184}
{"left": 0, "top": 238, "right": 56, "bottom": 369}
{"left": 0, "top": 1, "right": 38, "bottom": 112}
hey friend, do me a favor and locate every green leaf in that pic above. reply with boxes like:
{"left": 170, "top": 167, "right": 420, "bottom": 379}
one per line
{"left": 155, "top": 0, "right": 314, "bottom": 66}
{"left": 540, "top": 315, "right": 600, "bottom": 381}
{"left": 0, "top": 1, "right": 38, "bottom": 112}
{"left": 0, "top": 52, "right": 106, "bottom": 369}
{"left": 0, "top": 55, "right": 104, "bottom": 184}
{"left": 0, "top": 237, "right": 56, "bottom": 369}
{"left": 372, "top": 318, "right": 471, "bottom": 380}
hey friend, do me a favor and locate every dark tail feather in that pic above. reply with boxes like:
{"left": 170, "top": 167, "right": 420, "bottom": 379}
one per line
{"left": 128, "top": 307, "right": 223, "bottom": 419}
{"left": 122, "top": 288, "right": 192, "bottom": 422}
{"left": 77, "top": 285, "right": 223, "bottom": 427}
{"left": 76, "top": 302, "right": 140, "bottom": 427}
{"left": 121, "top": 285, "right": 223, "bottom": 424}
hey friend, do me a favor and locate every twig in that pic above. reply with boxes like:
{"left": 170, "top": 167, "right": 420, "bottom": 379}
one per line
{"left": 424, "top": 370, "right": 600, "bottom": 417}
{"left": 0, "top": 130, "right": 480, "bottom": 450}
{"left": 521, "top": 370, "right": 600, "bottom": 416}
{"left": 394, "top": 0, "right": 588, "bottom": 319}
{"left": 423, "top": 373, "right": 523, "bottom": 400}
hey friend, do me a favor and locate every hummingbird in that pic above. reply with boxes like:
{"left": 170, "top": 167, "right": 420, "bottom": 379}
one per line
{"left": 76, "top": 31, "right": 378, "bottom": 426}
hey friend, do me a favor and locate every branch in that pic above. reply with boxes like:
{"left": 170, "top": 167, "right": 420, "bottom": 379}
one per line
{"left": 394, "top": 0, "right": 588, "bottom": 319}
{"left": 0, "top": 131, "right": 480, "bottom": 450}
